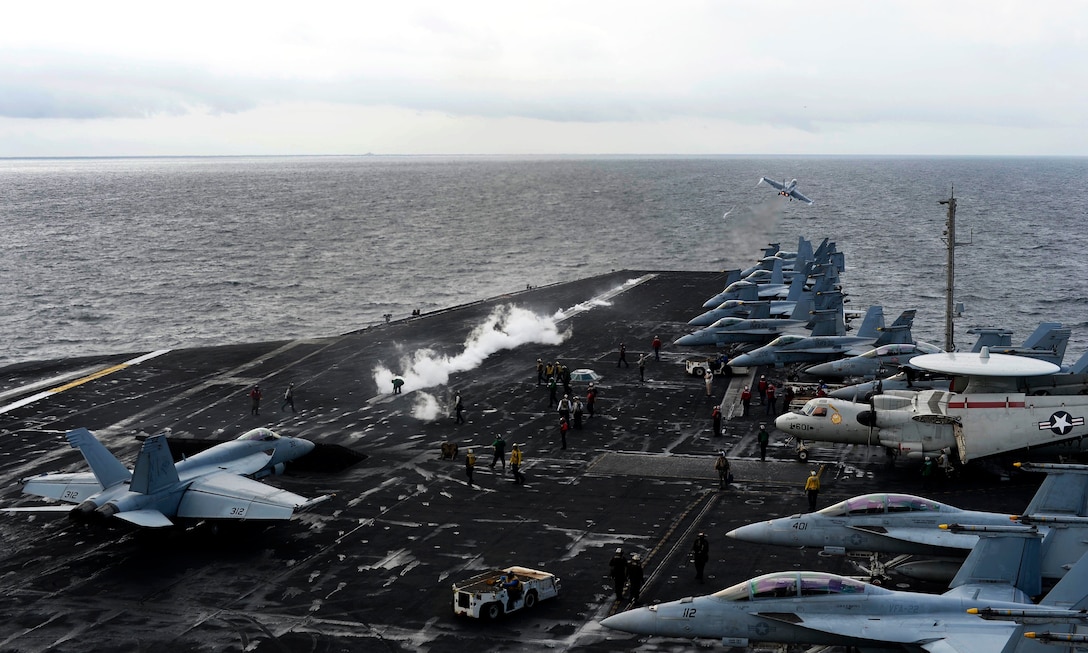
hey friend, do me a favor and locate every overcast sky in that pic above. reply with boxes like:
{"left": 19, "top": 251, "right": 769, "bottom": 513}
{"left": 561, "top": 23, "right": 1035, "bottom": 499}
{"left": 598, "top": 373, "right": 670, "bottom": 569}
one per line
{"left": 2, "top": 1, "right": 1085, "bottom": 157}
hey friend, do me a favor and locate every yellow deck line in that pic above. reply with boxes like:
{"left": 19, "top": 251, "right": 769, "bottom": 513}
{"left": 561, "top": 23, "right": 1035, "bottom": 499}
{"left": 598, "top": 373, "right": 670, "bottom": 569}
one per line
{"left": 0, "top": 349, "right": 172, "bottom": 415}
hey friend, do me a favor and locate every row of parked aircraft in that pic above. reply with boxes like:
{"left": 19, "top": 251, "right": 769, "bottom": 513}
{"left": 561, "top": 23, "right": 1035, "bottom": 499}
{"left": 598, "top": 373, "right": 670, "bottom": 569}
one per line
{"left": 679, "top": 237, "right": 1088, "bottom": 470}
{"left": 603, "top": 462, "right": 1088, "bottom": 651}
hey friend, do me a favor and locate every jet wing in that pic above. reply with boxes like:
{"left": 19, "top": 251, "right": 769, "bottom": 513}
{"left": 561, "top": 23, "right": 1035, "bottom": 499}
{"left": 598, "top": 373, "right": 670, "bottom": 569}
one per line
{"left": 177, "top": 471, "right": 325, "bottom": 521}
{"left": 920, "top": 628, "right": 1021, "bottom": 653}
{"left": 767, "top": 612, "right": 1017, "bottom": 652}
{"left": 859, "top": 525, "right": 979, "bottom": 551}
{"left": 758, "top": 176, "right": 787, "bottom": 191}
{"left": 20, "top": 472, "right": 103, "bottom": 505}
{"left": 789, "top": 189, "right": 815, "bottom": 204}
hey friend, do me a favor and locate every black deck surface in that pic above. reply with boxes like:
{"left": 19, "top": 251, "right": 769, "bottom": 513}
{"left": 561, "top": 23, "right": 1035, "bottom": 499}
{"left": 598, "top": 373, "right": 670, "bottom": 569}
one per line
{"left": 0, "top": 270, "right": 1043, "bottom": 652}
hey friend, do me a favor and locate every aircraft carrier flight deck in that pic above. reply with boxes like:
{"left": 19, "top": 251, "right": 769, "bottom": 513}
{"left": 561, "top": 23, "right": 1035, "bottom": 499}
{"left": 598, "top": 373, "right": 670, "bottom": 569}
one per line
{"left": 0, "top": 270, "right": 1045, "bottom": 653}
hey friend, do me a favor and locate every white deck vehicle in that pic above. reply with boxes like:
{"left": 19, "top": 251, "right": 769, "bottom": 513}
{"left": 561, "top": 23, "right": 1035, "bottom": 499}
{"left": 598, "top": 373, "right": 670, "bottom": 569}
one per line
{"left": 452, "top": 565, "right": 560, "bottom": 619}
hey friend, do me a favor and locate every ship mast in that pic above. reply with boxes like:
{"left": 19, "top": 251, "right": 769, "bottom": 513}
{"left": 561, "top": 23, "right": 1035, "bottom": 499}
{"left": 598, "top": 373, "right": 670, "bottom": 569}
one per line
{"left": 939, "top": 191, "right": 956, "bottom": 351}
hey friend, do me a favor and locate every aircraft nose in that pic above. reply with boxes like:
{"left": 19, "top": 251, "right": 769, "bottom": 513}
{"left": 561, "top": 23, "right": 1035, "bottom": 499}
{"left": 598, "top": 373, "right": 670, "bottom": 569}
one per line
{"left": 726, "top": 522, "right": 771, "bottom": 543}
{"left": 601, "top": 607, "right": 657, "bottom": 635}
{"left": 295, "top": 438, "right": 316, "bottom": 456}
{"left": 688, "top": 312, "right": 716, "bottom": 326}
{"left": 674, "top": 334, "right": 701, "bottom": 346}
{"left": 728, "top": 353, "right": 754, "bottom": 367}
{"left": 774, "top": 413, "right": 795, "bottom": 430}
{"left": 804, "top": 361, "right": 837, "bottom": 377}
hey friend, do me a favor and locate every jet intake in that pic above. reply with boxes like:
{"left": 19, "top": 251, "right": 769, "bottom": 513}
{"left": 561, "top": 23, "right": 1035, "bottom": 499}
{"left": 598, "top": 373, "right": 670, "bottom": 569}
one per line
{"left": 254, "top": 462, "right": 287, "bottom": 479}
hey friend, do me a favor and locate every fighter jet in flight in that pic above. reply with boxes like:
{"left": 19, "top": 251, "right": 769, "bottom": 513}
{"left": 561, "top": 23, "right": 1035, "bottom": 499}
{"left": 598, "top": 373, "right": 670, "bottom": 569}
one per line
{"left": 4, "top": 427, "right": 328, "bottom": 528}
{"left": 758, "top": 177, "right": 815, "bottom": 204}
{"left": 602, "top": 528, "right": 1088, "bottom": 652}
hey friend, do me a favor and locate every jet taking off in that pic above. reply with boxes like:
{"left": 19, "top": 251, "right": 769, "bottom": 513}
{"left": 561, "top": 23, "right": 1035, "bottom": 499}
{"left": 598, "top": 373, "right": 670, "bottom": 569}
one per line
{"left": 4, "top": 427, "right": 328, "bottom": 528}
{"left": 727, "top": 462, "right": 1088, "bottom": 584}
{"left": 758, "top": 177, "right": 814, "bottom": 204}
{"left": 602, "top": 529, "right": 1088, "bottom": 653}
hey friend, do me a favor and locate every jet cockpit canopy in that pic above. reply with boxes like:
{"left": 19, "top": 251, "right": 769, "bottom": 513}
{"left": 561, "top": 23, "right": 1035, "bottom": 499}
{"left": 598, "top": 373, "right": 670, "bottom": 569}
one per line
{"left": 710, "top": 571, "right": 884, "bottom": 601}
{"left": 817, "top": 493, "right": 954, "bottom": 517}
{"left": 236, "top": 427, "right": 281, "bottom": 442}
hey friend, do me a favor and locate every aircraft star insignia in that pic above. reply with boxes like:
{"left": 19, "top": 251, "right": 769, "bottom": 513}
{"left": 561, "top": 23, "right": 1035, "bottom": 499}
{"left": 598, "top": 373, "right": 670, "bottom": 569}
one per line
{"left": 1038, "top": 410, "right": 1085, "bottom": 435}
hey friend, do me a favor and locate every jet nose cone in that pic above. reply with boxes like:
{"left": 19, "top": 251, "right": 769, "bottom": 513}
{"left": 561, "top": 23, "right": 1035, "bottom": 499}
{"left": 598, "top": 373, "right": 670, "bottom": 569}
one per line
{"left": 728, "top": 354, "right": 754, "bottom": 367}
{"left": 674, "top": 334, "right": 700, "bottom": 346}
{"left": 688, "top": 312, "right": 715, "bottom": 326}
{"left": 601, "top": 607, "right": 657, "bottom": 635}
{"left": 296, "top": 438, "right": 316, "bottom": 457}
{"left": 804, "top": 361, "right": 838, "bottom": 377}
{"left": 774, "top": 413, "right": 795, "bottom": 430}
{"left": 726, "top": 522, "right": 767, "bottom": 543}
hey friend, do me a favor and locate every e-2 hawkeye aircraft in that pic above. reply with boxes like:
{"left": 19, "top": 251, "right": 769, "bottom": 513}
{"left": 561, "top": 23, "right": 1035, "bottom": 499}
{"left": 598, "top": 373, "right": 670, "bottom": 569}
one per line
{"left": 726, "top": 461, "right": 1088, "bottom": 584}
{"left": 603, "top": 526, "right": 1088, "bottom": 653}
{"left": 2, "top": 427, "right": 329, "bottom": 528}
{"left": 775, "top": 348, "right": 1088, "bottom": 466}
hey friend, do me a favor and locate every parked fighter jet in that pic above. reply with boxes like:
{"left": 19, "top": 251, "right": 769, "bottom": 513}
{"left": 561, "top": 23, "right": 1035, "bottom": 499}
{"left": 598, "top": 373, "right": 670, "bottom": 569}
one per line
{"left": 676, "top": 294, "right": 815, "bottom": 348}
{"left": 758, "top": 177, "right": 815, "bottom": 204}
{"left": 699, "top": 259, "right": 796, "bottom": 310}
{"left": 728, "top": 307, "right": 918, "bottom": 370}
{"left": 805, "top": 341, "right": 944, "bottom": 379}
{"left": 602, "top": 529, "right": 1088, "bottom": 652}
{"left": 726, "top": 462, "right": 1088, "bottom": 583}
{"left": 775, "top": 349, "right": 1088, "bottom": 465}
{"left": 824, "top": 326, "right": 1080, "bottom": 400}
{"left": 968, "top": 322, "right": 1072, "bottom": 367}
{"left": 690, "top": 261, "right": 841, "bottom": 326}
{"left": 3, "top": 427, "right": 328, "bottom": 528}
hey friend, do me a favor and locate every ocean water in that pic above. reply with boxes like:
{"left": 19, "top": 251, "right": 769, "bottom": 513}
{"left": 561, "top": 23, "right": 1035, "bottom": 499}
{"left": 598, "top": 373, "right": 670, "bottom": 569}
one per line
{"left": 2, "top": 155, "right": 1087, "bottom": 368}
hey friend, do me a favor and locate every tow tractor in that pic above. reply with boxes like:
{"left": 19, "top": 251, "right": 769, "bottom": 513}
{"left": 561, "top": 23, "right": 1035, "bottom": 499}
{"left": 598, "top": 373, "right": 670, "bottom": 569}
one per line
{"left": 452, "top": 565, "right": 561, "bottom": 619}
{"left": 685, "top": 355, "right": 730, "bottom": 378}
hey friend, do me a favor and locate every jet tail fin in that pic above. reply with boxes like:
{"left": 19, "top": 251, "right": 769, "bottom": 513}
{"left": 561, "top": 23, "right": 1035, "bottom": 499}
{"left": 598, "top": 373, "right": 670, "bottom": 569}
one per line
{"left": 1027, "top": 326, "right": 1071, "bottom": 365}
{"left": 809, "top": 291, "right": 846, "bottom": 337}
{"left": 969, "top": 327, "right": 1014, "bottom": 351}
{"left": 130, "top": 434, "right": 180, "bottom": 495}
{"left": 1040, "top": 549, "right": 1088, "bottom": 609}
{"left": 854, "top": 306, "right": 886, "bottom": 340}
{"left": 795, "top": 237, "right": 813, "bottom": 268}
{"left": 66, "top": 428, "right": 131, "bottom": 489}
{"left": 948, "top": 529, "right": 1041, "bottom": 599}
{"left": 872, "top": 310, "right": 917, "bottom": 346}
{"left": 1021, "top": 322, "right": 1064, "bottom": 349}
{"left": 1024, "top": 467, "right": 1088, "bottom": 516}
{"left": 770, "top": 258, "right": 784, "bottom": 285}
{"left": 1069, "top": 350, "right": 1088, "bottom": 375}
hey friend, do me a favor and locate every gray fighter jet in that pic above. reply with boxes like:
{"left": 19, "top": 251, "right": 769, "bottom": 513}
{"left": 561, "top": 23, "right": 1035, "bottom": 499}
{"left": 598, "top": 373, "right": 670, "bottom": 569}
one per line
{"left": 728, "top": 306, "right": 919, "bottom": 369}
{"left": 602, "top": 529, "right": 1088, "bottom": 652}
{"left": 3, "top": 427, "right": 328, "bottom": 528}
{"left": 804, "top": 341, "right": 944, "bottom": 379}
{"left": 726, "top": 462, "right": 1088, "bottom": 583}
{"left": 758, "top": 176, "right": 815, "bottom": 204}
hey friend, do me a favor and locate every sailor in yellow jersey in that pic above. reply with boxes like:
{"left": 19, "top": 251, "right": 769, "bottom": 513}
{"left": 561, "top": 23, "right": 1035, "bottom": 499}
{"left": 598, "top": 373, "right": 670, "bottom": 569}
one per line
{"left": 510, "top": 444, "right": 525, "bottom": 485}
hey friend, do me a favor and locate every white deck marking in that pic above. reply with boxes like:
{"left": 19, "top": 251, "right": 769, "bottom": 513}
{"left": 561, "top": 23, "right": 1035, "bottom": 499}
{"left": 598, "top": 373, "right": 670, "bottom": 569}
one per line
{"left": 0, "top": 349, "right": 172, "bottom": 415}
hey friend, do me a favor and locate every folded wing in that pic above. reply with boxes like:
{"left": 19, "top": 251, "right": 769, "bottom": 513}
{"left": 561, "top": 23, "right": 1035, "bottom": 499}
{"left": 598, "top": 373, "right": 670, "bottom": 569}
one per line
{"left": 178, "top": 472, "right": 327, "bottom": 521}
